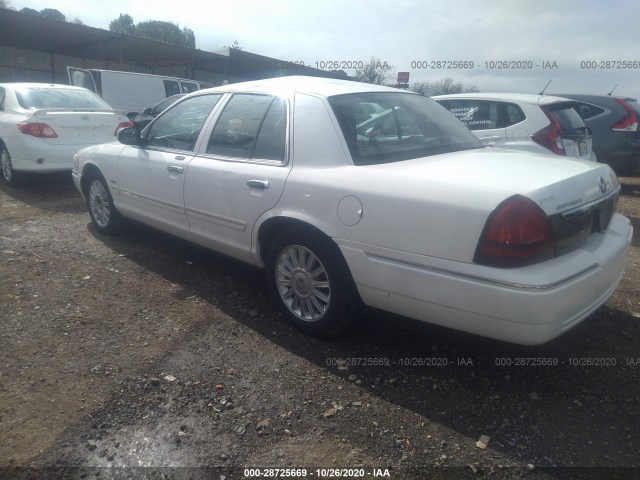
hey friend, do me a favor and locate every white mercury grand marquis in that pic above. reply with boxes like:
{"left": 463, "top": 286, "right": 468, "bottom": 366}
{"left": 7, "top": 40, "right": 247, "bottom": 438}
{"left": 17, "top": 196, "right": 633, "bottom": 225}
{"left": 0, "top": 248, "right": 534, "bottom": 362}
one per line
{"left": 72, "top": 76, "right": 633, "bottom": 345}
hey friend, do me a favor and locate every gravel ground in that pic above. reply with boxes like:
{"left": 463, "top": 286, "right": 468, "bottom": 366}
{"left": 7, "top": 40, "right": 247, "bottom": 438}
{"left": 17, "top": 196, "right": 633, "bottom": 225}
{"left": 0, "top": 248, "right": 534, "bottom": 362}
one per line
{"left": 0, "top": 172, "right": 639, "bottom": 480}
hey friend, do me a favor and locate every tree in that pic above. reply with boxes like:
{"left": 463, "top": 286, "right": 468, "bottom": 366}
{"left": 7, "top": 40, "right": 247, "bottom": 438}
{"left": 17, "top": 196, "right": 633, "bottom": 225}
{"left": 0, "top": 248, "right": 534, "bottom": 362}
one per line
{"left": 411, "top": 80, "right": 431, "bottom": 96}
{"left": 72, "top": 17, "right": 84, "bottom": 25}
{"left": 0, "top": 0, "right": 14, "bottom": 9}
{"left": 109, "top": 14, "right": 135, "bottom": 35}
{"left": 19, "top": 7, "right": 39, "bottom": 15}
{"left": 38, "top": 8, "right": 66, "bottom": 21}
{"left": 411, "top": 78, "right": 479, "bottom": 96}
{"left": 223, "top": 40, "right": 243, "bottom": 50}
{"left": 182, "top": 27, "right": 196, "bottom": 49}
{"left": 135, "top": 20, "right": 195, "bottom": 48}
{"left": 353, "top": 56, "right": 395, "bottom": 85}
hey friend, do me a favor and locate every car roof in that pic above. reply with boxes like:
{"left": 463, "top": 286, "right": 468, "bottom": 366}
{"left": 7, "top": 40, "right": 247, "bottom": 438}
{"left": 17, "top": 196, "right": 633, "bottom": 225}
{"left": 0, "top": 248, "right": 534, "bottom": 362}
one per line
{"left": 0, "top": 82, "right": 90, "bottom": 91}
{"left": 550, "top": 93, "right": 638, "bottom": 103}
{"left": 432, "top": 92, "right": 575, "bottom": 106}
{"left": 197, "top": 76, "right": 414, "bottom": 98}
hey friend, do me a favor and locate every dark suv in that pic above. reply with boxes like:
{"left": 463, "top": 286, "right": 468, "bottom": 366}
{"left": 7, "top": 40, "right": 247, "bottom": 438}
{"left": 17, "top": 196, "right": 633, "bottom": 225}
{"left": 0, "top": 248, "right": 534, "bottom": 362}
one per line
{"left": 551, "top": 94, "right": 640, "bottom": 175}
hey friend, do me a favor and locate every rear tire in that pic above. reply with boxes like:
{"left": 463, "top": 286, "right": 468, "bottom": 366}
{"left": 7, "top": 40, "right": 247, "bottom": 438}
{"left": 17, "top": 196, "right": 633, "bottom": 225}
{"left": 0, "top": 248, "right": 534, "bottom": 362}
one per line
{"left": 266, "top": 230, "right": 357, "bottom": 337}
{"left": 84, "top": 171, "right": 122, "bottom": 235}
{"left": 1, "top": 146, "right": 23, "bottom": 186}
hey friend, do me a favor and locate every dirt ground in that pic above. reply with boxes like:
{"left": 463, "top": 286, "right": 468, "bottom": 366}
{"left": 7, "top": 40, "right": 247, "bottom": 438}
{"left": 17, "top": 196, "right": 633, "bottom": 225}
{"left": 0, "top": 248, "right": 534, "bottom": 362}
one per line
{"left": 0, "top": 172, "right": 639, "bottom": 480}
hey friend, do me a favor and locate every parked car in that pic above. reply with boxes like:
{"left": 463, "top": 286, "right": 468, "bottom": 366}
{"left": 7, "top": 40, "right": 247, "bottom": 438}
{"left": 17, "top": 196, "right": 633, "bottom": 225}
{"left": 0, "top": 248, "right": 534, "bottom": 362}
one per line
{"left": 0, "top": 83, "right": 132, "bottom": 186}
{"left": 130, "top": 94, "right": 186, "bottom": 130}
{"left": 433, "top": 93, "right": 594, "bottom": 160}
{"left": 68, "top": 67, "right": 213, "bottom": 116}
{"left": 72, "top": 76, "right": 632, "bottom": 345}
{"left": 550, "top": 93, "right": 640, "bottom": 175}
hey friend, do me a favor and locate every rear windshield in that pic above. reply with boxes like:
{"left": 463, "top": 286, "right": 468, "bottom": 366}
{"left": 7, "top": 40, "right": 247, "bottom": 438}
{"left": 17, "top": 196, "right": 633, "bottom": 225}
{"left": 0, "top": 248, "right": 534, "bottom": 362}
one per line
{"left": 547, "top": 103, "right": 587, "bottom": 132}
{"left": 15, "top": 87, "right": 111, "bottom": 110}
{"left": 328, "top": 92, "right": 482, "bottom": 165}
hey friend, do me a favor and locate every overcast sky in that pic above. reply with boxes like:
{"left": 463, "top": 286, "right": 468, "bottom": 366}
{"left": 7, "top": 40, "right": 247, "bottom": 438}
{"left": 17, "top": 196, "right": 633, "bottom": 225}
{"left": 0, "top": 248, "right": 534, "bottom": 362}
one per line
{"left": 13, "top": 0, "right": 640, "bottom": 96}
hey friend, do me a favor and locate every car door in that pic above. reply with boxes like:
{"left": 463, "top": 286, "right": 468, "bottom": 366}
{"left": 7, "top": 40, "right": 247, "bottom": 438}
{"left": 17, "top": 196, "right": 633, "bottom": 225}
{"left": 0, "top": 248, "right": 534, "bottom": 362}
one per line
{"left": 446, "top": 99, "right": 507, "bottom": 146}
{"left": 183, "top": 93, "right": 291, "bottom": 261}
{"left": 115, "top": 93, "right": 223, "bottom": 235}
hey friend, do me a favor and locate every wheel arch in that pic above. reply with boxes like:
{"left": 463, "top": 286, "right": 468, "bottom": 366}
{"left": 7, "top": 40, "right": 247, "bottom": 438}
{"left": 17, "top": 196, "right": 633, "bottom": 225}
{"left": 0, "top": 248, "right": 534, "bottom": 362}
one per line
{"left": 257, "top": 216, "right": 336, "bottom": 265}
{"left": 80, "top": 162, "right": 106, "bottom": 196}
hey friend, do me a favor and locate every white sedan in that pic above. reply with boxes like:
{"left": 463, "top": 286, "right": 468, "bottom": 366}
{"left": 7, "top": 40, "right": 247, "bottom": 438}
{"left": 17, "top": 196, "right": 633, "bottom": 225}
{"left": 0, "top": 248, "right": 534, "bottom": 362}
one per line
{"left": 72, "top": 76, "right": 632, "bottom": 345}
{"left": 0, "top": 83, "right": 132, "bottom": 185}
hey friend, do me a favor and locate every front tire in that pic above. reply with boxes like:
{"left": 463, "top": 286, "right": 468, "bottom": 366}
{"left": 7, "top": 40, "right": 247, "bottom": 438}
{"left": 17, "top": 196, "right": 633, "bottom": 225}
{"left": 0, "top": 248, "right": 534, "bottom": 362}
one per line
{"left": 266, "top": 230, "right": 357, "bottom": 337}
{"left": 1, "top": 146, "right": 22, "bottom": 186}
{"left": 85, "top": 171, "right": 122, "bottom": 234}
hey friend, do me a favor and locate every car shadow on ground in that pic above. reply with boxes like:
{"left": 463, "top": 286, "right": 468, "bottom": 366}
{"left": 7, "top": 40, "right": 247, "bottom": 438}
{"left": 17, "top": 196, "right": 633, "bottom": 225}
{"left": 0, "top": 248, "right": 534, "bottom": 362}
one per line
{"left": 0, "top": 172, "right": 84, "bottom": 213}
{"left": 77, "top": 218, "right": 640, "bottom": 470}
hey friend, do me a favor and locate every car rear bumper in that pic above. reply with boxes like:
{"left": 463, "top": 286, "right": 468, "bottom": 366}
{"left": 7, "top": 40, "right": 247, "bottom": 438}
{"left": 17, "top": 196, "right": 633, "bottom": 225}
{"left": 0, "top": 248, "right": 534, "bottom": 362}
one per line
{"left": 337, "top": 213, "right": 633, "bottom": 345}
{"left": 7, "top": 139, "right": 82, "bottom": 173}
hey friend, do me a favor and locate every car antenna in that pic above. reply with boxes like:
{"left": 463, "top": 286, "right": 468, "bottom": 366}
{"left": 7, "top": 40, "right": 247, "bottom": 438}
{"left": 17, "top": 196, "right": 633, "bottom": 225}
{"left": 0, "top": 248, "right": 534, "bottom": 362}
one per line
{"left": 539, "top": 79, "right": 552, "bottom": 96}
{"left": 607, "top": 84, "right": 618, "bottom": 96}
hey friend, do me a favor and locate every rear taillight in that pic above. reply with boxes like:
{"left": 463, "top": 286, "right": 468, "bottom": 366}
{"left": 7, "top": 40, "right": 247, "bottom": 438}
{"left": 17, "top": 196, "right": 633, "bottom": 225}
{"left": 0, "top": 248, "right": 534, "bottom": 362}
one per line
{"left": 531, "top": 108, "right": 565, "bottom": 155}
{"left": 474, "top": 195, "right": 555, "bottom": 268}
{"left": 114, "top": 121, "right": 134, "bottom": 135}
{"left": 17, "top": 122, "right": 58, "bottom": 138}
{"left": 610, "top": 98, "right": 638, "bottom": 132}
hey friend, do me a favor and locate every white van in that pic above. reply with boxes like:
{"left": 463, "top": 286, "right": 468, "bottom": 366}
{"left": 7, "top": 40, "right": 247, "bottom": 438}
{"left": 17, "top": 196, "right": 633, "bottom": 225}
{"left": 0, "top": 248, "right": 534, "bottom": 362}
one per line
{"left": 67, "top": 67, "right": 214, "bottom": 116}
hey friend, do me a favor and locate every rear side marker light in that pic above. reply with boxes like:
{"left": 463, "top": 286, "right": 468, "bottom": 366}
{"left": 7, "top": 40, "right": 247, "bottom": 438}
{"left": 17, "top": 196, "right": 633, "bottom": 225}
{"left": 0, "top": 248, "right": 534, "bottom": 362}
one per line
{"left": 611, "top": 98, "right": 639, "bottom": 132}
{"left": 18, "top": 122, "right": 58, "bottom": 138}
{"left": 531, "top": 108, "right": 565, "bottom": 155}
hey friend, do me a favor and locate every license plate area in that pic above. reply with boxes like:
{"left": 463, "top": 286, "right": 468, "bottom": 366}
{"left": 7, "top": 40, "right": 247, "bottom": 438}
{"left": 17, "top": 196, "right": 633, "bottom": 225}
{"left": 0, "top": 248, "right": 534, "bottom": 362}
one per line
{"left": 578, "top": 140, "right": 588, "bottom": 156}
{"left": 551, "top": 192, "right": 619, "bottom": 256}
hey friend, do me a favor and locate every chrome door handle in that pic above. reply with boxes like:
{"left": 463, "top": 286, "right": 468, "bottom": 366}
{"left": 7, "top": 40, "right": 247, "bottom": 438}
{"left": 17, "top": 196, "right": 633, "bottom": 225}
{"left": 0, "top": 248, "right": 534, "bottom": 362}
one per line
{"left": 167, "top": 165, "right": 184, "bottom": 174}
{"left": 174, "top": 155, "right": 185, "bottom": 161}
{"left": 247, "top": 179, "right": 269, "bottom": 189}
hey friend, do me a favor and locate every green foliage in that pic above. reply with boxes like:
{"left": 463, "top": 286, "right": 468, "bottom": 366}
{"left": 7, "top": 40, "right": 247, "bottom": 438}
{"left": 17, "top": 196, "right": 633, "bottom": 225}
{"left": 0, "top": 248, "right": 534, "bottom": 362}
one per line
{"left": 38, "top": 8, "right": 66, "bottom": 21}
{"left": 109, "top": 13, "right": 135, "bottom": 35}
{"left": 19, "top": 7, "right": 40, "bottom": 15}
{"left": 108, "top": 15, "right": 196, "bottom": 48}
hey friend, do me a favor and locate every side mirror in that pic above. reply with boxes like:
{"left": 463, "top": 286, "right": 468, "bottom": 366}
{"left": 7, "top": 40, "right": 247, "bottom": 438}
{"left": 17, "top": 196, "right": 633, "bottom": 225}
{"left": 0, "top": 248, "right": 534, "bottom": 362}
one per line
{"left": 143, "top": 107, "right": 153, "bottom": 115}
{"left": 117, "top": 126, "right": 142, "bottom": 146}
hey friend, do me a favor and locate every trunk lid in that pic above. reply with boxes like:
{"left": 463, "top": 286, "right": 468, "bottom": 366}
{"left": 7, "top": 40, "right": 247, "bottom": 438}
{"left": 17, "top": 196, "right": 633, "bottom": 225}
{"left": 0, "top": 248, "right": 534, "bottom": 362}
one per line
{"left": 30, "top": 109, "right": 128, "bottom": 145}
{"left": 368, "top": 147, "right": 618, "bottom": 215}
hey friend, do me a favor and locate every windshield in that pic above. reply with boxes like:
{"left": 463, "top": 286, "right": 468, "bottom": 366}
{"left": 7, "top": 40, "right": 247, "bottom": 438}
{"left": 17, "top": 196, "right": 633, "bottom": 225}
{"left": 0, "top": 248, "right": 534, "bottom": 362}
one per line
{"left": 15, "top": 87, "right": 112, "bottom": 110}
{"left": 328, "top": 92, "right": 482, "bottom": 165}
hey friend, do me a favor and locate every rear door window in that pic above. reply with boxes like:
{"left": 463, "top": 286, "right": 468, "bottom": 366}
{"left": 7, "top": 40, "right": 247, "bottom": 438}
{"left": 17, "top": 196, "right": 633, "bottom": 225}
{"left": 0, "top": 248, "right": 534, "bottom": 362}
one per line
{"left": 503, "top": 103, "right": 526, "bottom": 126}
{"left": 446, "top": 99, "right": 499, "bottom": 130}
{"left": 206, "top": 94, "right": 286, "bottom": 162}
{"left": 0, "top": 87, "right": 5, "bottom": 110}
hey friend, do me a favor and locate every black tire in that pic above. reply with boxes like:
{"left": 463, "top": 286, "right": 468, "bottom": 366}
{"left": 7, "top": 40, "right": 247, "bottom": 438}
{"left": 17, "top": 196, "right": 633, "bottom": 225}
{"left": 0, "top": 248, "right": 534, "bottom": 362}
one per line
{"left": 84, "top": 171, "right": 123, "bottom": 235}
{"left": 266, "top": 230, "right": 357, "bottom": 337}
{"left": 1, "top": 146, "right": 23, "bottom": 186}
